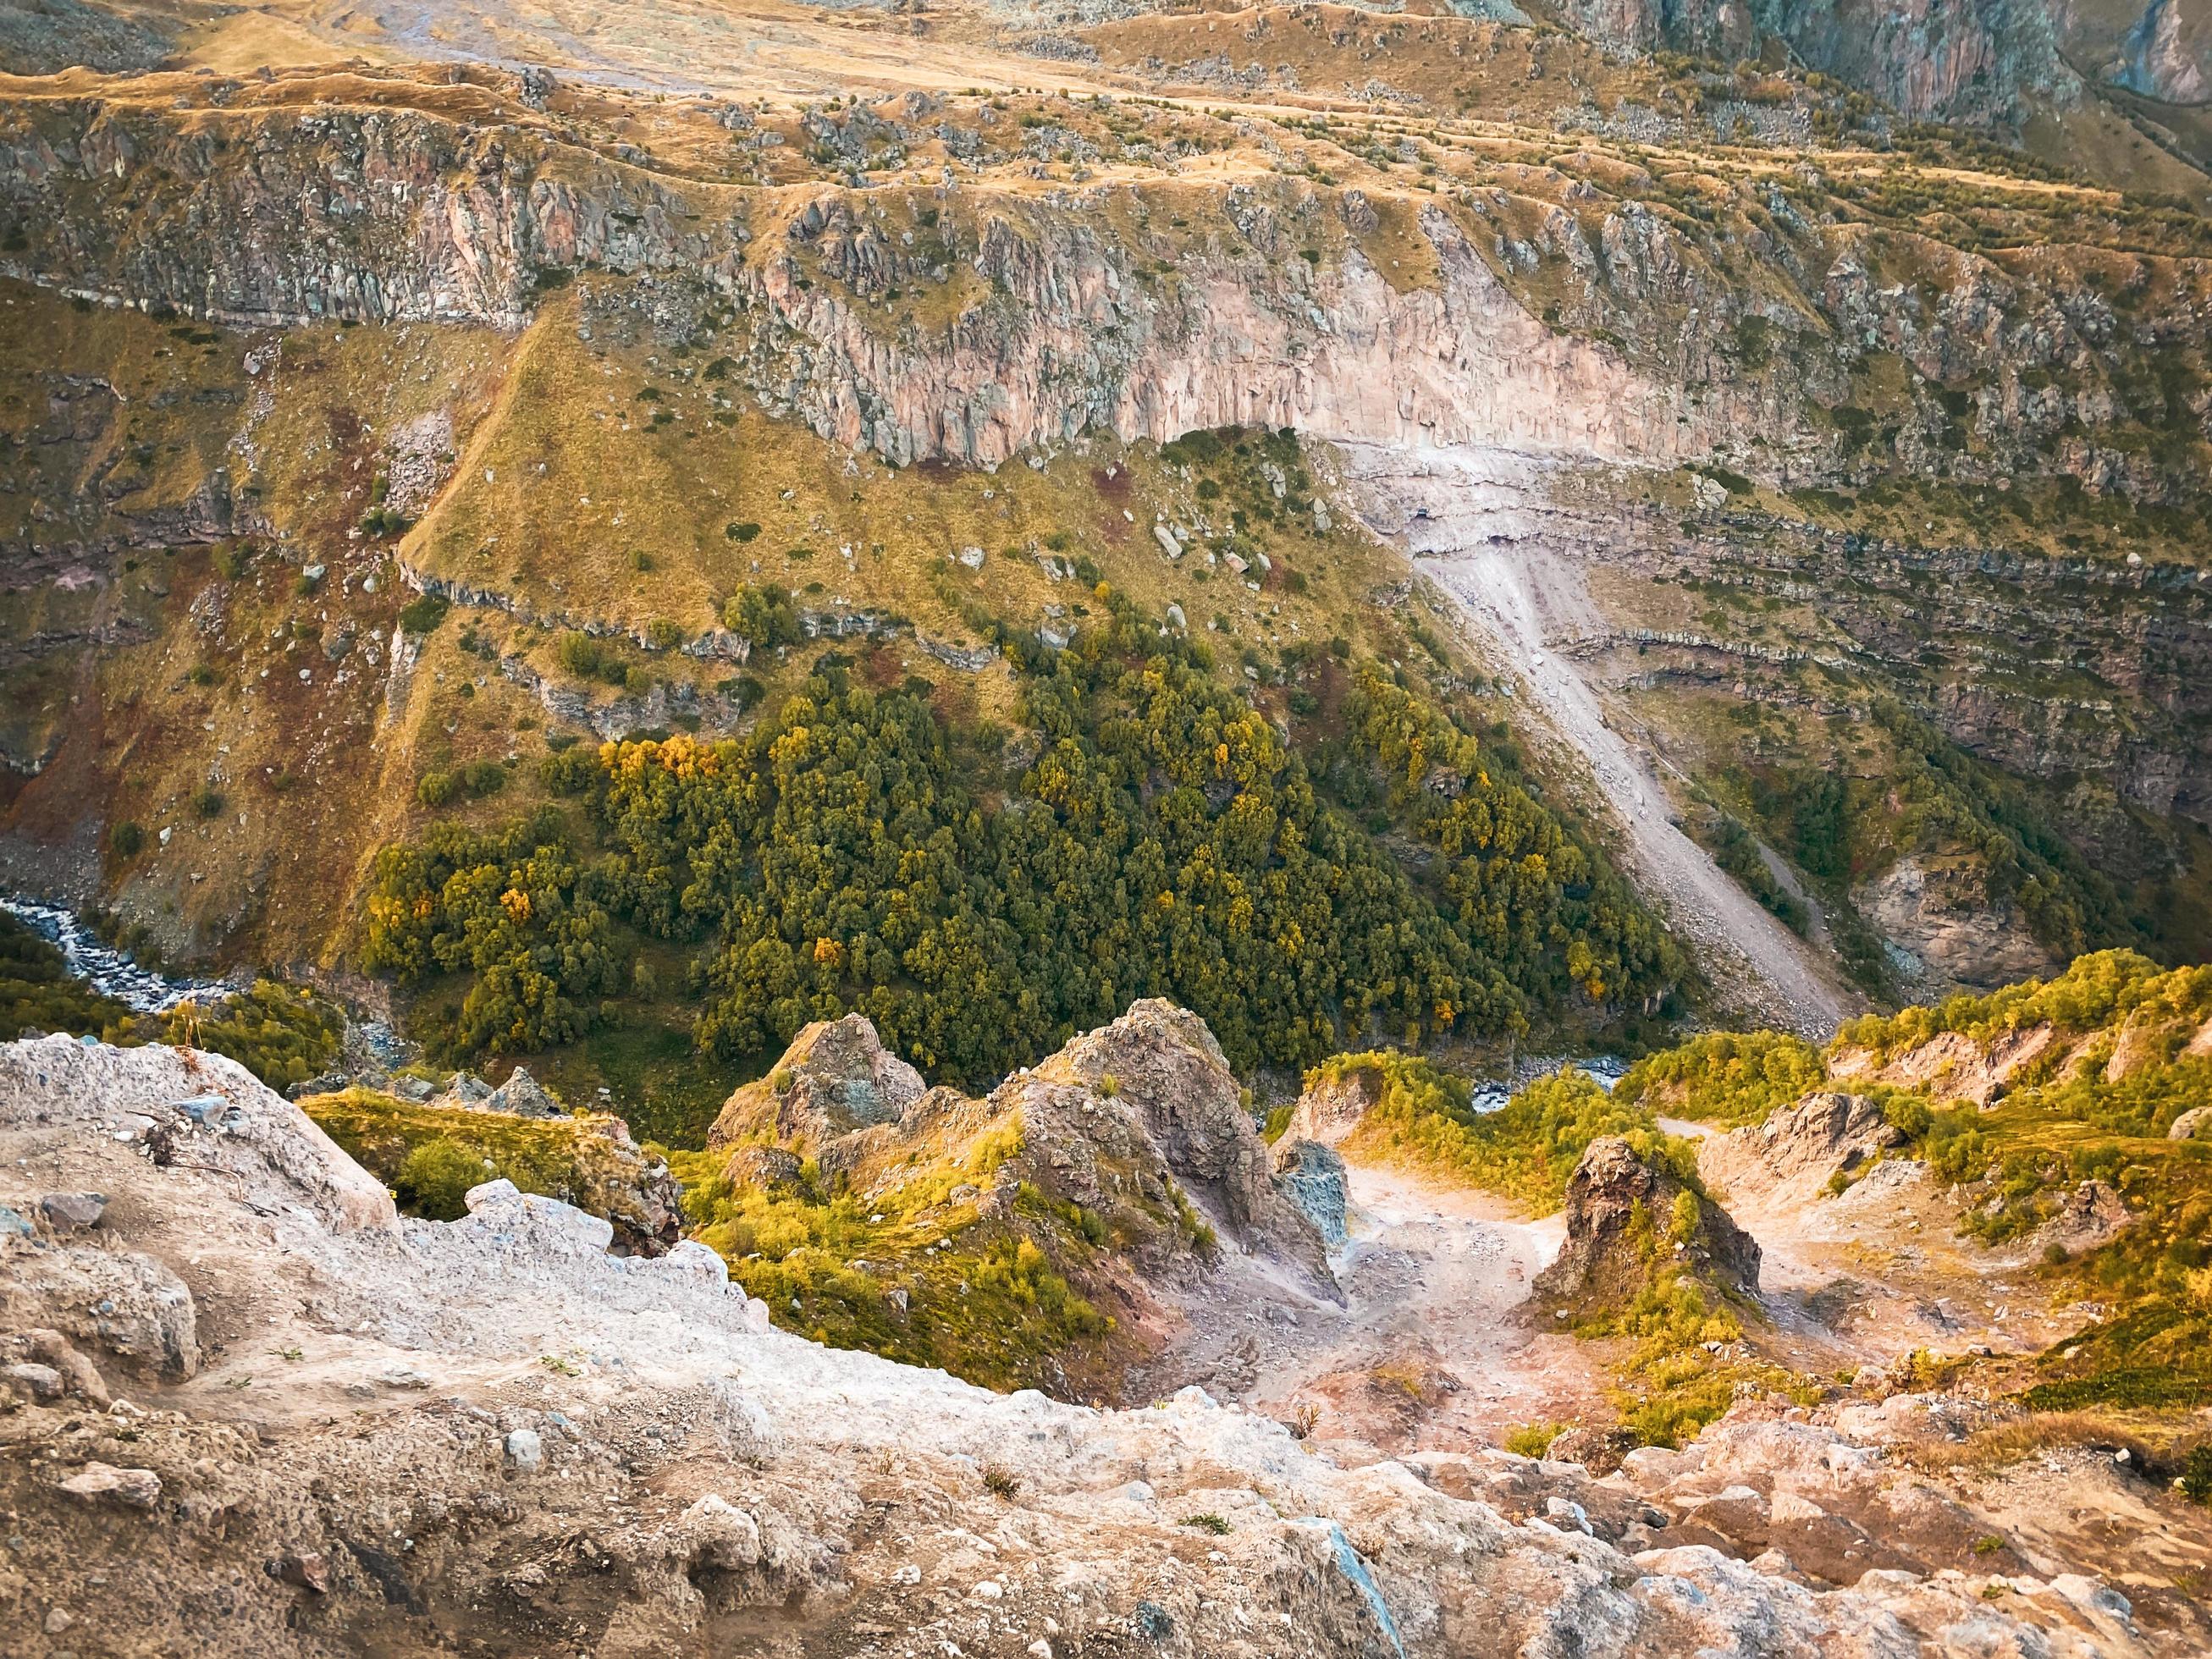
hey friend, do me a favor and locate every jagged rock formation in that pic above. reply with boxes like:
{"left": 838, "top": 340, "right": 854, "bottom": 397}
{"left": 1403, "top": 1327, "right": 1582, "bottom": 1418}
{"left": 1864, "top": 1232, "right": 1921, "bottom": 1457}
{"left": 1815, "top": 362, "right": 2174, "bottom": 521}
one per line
{"left": 1030, "top": 1000, "right": 1321, "bottom": 1258}
{"left": 1535, "top": 1134, "right": 1762, "bottom": 1306}
{"left": 0, "top": 1030, "right": 2171, "bottom": 1656}
{"left": 708, "top": 1012, "right": 926, "bottom": 1146}
{"left": 1698, "top": 1090, "right": 1907, "bottom": 1210}
{"left": 708, "top": 1002, "right": 1340, "bottom": 1349}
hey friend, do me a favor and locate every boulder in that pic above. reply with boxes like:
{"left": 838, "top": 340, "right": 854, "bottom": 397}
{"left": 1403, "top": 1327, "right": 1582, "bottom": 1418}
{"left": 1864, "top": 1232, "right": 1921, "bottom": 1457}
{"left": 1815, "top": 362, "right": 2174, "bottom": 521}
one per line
{"left": 1545, "top": 1425, "right": 1638, "bottom": 1477}
{"left": 458, "top": 1182, "right": 615, "bottom": 1256}
{"left": 2167, "top": 1105, "right": 2212, "bottom": 1142}
{"left": 39, "top": 1191, "right": 107, "bottom": 1231}
{"left": 0, "top": 1243, "right": 200, "bottom": 1380}
{"left": 680, "top": 1494, "right": 762, "bottom": 1569}
{"left": 2038, "top": 1179, "right": 2130, "bottom": 1254}
{"left": 3, "top": 1361, "right": 63, "bottom": 1403}
{"left": 1536, "top": 1136, "right": 1760, "bottom": 1308}
{"left": 57, "top": 1462, "right": 161, "bottom": 1508}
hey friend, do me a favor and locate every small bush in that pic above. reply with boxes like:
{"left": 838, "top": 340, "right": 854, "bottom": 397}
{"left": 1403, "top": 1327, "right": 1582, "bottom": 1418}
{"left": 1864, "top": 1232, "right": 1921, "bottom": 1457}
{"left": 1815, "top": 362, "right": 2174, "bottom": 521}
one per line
{"left": 1504, "top": 1420, "right": 1565, "bottom": 1458}
{"left": 191, "top": 786, "right": 225, "bottom": 818}
{"left": 2182, "top": 1444, "right": 2212, "bottom": 1505}
{"left": 539, "top": 748, "right": 599, "bottom": 796}
{"left": 646, "top": 618, "right": 685, "bottom": 651}
{"left": 416, "top": 771, "right": 459, "bottom": 808}
{"left": 723, "top": 583, "right": 802, "bottom": 649}
{"left": 398, "top": 593, "right": 450, "bottom": 636}
{"left": 460, "top": 759, "right": 509, "bottom": 798}
{"left": 725, "top": 521, "right": 762, "bottom": 543}
{"left": 110, "top": 821, "right": 145, "bottom": 859}
{"left": 395, "top": 1137, "right": 494, "bottom": 1221}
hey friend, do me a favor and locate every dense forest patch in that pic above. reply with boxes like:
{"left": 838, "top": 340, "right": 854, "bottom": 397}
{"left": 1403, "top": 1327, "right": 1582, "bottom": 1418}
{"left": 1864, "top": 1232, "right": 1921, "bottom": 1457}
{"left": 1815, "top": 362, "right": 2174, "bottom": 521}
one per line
{"left": 361, "top": 593, "right": 1681, "bottom": 1122}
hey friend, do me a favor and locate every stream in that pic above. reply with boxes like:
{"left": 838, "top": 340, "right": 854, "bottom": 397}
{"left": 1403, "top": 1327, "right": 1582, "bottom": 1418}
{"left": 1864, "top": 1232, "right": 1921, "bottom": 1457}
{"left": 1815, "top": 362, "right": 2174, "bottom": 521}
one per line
{"left": 3, "top": 896, "right": 230, "bottom": 1015}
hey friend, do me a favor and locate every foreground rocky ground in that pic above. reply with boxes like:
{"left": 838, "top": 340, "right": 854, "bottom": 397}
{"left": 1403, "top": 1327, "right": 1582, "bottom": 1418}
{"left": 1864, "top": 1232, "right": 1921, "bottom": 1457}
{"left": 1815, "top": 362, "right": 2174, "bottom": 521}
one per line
{"left": 3, "top": 1028, "right": 2204, "bottom": 1656}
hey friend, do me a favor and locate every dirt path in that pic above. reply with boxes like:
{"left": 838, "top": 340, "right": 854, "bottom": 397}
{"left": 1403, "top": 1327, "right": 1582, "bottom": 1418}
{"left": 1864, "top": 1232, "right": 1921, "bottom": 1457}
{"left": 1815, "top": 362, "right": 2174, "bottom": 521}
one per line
{"left": 1336, "top": 443, "right": 1854, "bottom": 1039}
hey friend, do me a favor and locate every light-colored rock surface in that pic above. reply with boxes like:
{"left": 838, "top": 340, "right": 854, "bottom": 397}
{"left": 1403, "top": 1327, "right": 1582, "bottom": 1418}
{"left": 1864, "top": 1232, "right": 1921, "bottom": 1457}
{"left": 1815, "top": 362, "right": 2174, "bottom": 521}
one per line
{"left": 0, "top": 1033, "right": 2176, "bottom": 1655}
{"left": 708, "top": 1011, "right": 926, "bottom": 1146}
{"left": 1698, "top": 1091, "right": 1906, "bottom": 1210}
{"left": 1853, "top": 857, "right": 2055, "bottom": 991}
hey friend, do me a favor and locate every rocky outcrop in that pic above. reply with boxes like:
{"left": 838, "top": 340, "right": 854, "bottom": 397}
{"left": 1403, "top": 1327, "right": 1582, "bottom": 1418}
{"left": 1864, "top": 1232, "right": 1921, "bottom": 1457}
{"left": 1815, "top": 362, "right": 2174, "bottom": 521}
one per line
{"left": 713, "top": 1004, "right": 1340, "bottom": 1328}
{"left": 1852, "top": 857, "right": 2055, "bottom": 991}
{"left": 708, "top": 1013, "right": 926, "bottom": 1148}
{"left": 1535, "top": 1135, "right": 1761, "bottom": 1307}
{"left": 1698, "top": 1090, "right": 1907, "bottom": 1210}
{"left": 1830, "top": 1020, "right": 2061, "bottom": 1106}
{"left": 2035, "top": 1177, "right": 2132, "bottom": 1254}
{"left": 1282, "top": 1061, "right": 1386, "bottom": 1148}
{"left": 1551, "top": 0, "right": 2075, "bottom": 122}
{"left": 1033, "top": 999, "right": 1316, "bottom": 1254}
{"left": 0, "top": 1032, "right": 2161, "bottom": 1657}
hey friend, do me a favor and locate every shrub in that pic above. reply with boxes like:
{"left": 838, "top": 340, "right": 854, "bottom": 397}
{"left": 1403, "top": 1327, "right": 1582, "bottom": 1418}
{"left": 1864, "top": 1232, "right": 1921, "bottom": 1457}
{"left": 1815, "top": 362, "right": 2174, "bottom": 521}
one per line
{"left": 1617, "top": 1030, "right": 1826, "bottom": 1127}
{"left": 460, "top": 759, "right": 509, "bottom": 798}
{"left": 110, "top": 821, "right": 145, "bottom": 859}
{"left": 646, "top": 618, "right": 685, "bottom": 651}
{"left": 556, "top": 631, "right": 607, "bottom": 678}
{"left": 723, "top": 583, "right": 801, "bottom": 648}
{"left": 191, "top": 787, "right": 225, "bottom": 818}
{"left": 725, "top": 521, "right": 762, "bottom": 543}
{"left": 2182, "top": 1444, "right": 2212, "bottom": 1505}
{"left": 398, "top": 593, "right": 450, "bottom": 636}
{"left": 416, "top": 771, "right": 459, "bottom": 808}
{"left": 1504, "top": 1420, "right": 1565, "bottom": 1458}
{"left": 539, "top": 747, "right": 599, "bottom": 796}
{"left": 396, "top": 1137, "right": 498, "bottom": 1221}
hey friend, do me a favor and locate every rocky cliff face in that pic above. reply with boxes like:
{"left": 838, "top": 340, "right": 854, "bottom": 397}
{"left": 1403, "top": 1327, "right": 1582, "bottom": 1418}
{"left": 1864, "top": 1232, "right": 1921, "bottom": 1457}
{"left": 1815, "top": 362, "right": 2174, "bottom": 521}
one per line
{"left": 0, "top": 86, "right": 1710, "bottom": 472}
{"left": 5, "top": 70, "right": 2206, "bottom": 503}
{"left": 1547, "top": 0, "right": 2077, "bottom": 121}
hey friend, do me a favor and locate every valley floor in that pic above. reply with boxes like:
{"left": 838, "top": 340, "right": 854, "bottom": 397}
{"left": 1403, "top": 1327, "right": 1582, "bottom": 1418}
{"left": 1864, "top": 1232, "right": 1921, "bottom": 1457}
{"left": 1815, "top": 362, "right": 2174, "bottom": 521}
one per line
{"left": 1154, "top": 1125, "right": 2081, "bottom": 1474}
